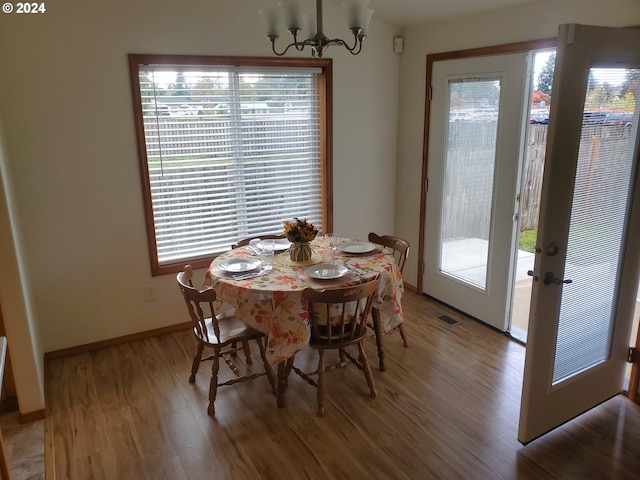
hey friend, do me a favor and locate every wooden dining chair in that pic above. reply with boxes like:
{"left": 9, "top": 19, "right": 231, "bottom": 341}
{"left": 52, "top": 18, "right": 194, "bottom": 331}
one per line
{"left": 177, "top": 265, "right": 276, "bottom": 416}
{"left": 291, "top": 278, "right": 380, "bottom": 416}
{"left": 232, "top": 234, "right": 285, "bottom": 249}
{"left": 368, "top": 232, "right": 410, "bottom": 371}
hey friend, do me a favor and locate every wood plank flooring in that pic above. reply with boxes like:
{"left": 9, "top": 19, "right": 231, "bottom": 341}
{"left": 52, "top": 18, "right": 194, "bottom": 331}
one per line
{"left": 44, "top": 291, "right": 640, "bottom": 479}
{"left": 0, "top": 410, "right": 44, "bottom": 479}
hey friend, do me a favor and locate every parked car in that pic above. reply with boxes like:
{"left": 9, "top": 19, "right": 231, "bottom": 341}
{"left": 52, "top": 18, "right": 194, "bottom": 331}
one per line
{"left": 529, "top": 109, "right": 549, "bottom": 124}
{"left": 603, "top": 112, "right": 633, "bottom": 127}
{"left": 449, "top": 111, "right": 473, "bottom": 122}
{"left": 469, "top": 108, "right": 499, "bottom": 122}
{"left": 582, "top": 111, "right": 607, "bottom": 125}
{"left": 212, "top": 103, "right": 229, "bottom": 115}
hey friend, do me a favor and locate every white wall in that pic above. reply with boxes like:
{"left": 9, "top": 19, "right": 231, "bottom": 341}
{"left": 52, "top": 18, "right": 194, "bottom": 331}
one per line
{"left": 0, "top": 118, "right": 45, "bottom": 414}
{"left": 0, "top": 0, "right": 400, "bottom": 410}
{"left": 395, "top": 0, "right": 640, "bottom": 288}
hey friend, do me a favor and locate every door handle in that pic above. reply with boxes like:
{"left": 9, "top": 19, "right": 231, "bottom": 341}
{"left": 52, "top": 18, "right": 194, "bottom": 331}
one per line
{"left": 543, "top": 271, "right": 572, "bottom": 286}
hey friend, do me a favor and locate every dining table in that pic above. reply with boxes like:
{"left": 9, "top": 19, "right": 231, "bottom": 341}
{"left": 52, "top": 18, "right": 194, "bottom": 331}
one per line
{"left": 207, "top": 236, "right": 404, "bottom": 407}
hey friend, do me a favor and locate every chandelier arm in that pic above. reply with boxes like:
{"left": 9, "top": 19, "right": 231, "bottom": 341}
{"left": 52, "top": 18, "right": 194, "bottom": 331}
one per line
{"left": 347, "top": 39, "right": 364, "bottom": 55}
{"left": 268, "top": 36, "right": 306, "bottom": 57}
{"left": 289, "top": 30, "right": 307, "bottom": 52}
{"left": 326, "top": 34, "right": 361, "bottom": 54}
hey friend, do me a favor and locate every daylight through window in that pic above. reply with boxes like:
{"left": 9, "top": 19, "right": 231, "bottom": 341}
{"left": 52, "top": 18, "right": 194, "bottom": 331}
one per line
{"left": 129, "top": 55, "right": 332, "bottom": 275}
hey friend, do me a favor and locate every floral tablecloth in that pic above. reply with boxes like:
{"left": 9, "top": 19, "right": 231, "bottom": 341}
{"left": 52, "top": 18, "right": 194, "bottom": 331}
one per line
{"left": 208, "top": 238, "right": 404, "bottom": 365}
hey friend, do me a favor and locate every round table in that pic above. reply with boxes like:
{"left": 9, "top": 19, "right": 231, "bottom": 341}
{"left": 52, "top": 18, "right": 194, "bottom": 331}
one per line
{"left": 208, "top": 237, "right": 405, "bottom": 406}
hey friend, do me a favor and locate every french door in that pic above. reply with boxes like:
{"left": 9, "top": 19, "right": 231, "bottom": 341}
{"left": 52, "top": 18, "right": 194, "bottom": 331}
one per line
{"left": 423, "top": 53, "right": 530, "bottom": 331}
{"left": 519, "top": 24, "right": 640, "bottom": 444}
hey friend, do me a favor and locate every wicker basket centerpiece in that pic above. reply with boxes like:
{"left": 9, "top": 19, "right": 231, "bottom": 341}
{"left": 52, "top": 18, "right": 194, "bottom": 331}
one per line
{"left": 283, "top": 217, "right": 318, "bottom": 262}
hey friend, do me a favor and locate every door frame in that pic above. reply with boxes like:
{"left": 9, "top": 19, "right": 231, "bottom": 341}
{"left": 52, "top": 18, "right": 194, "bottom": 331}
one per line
{"left": 419, "top": 37, "right": 555, "bottom": 295}
{"left": 423, "top": 53, "right": 531, "bottom": 331}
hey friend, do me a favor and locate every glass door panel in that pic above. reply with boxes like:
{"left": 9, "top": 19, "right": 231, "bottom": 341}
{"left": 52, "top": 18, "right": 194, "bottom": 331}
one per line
{"left": 553, "top": 67, "right": 638, "bottom": 384}
{"left": 441, "top": 79, "right": 500, "bottom": 290}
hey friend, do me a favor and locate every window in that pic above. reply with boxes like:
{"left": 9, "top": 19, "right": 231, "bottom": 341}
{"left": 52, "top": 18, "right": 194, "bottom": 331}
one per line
{"left": 128, "top": 55, "right": 333, "bottom": 276}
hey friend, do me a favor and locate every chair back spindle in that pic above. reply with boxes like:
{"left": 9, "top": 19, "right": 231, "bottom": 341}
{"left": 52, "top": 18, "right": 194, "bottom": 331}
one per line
{"left": 368, "top": 232, "right": 409, "bottom": 273}
{"left": 303, "top": 279, "right": 379, "bottom": 348}
{"left": 177, "top": 267, "right": 221, "bottom": 343}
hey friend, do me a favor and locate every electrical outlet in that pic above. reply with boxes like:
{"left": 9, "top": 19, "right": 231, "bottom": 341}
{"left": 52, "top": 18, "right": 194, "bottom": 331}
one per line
{"left": 144, "top": 286, "right": 156, "bottom": 302}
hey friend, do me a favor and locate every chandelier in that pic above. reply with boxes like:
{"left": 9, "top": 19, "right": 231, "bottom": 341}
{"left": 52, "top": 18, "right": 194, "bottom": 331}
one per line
{"left": 260, "top": 0, "right": 374, "bottom": 58}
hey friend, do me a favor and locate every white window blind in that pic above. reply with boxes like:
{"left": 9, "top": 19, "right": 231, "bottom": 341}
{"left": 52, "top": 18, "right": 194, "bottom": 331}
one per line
{"left": 136, "top": 64, "right": 325, "bottom": 267}
{"left": 552, "top": 67, "right": 639, "bottom": 384}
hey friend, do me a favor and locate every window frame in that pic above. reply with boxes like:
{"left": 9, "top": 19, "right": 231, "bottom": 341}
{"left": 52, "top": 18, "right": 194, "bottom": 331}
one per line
{"left": 128, "top": 54, "right": 333, "bottom": 276}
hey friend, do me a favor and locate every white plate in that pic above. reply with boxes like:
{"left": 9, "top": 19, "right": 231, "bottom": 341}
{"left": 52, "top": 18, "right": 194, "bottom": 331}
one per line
{"left": 338, "top": 241, "right": 376, "bottom": 254}
{"left": 304, "top": 263, "right": 348, "bottom": 280}
{"left": 258, "top": 238, "right": 291, "bottom": 252}
{"left": 219, "top": 257, "right": 262, "bottom": 273}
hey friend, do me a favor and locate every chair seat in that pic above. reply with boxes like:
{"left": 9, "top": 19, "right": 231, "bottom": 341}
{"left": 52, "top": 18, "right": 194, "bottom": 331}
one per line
{"left": 195, "top": 316, "right": 264, "bottom": 347}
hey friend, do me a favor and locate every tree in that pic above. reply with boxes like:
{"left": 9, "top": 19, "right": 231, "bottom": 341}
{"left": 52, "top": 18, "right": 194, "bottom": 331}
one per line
{"left": 609, "top": 92, "right": 636, "bottom": 111}
{"left": 139, "top": 72, "right": 154, "bottom": 115}
{"left": 239, "top": 74, "right": 313, "bottom": 111}
{"left": 586, "top": 85, "right": 609, "bottom": 111}
{"left": 169, "top": 72, "right": 190, "bottom": 96}
{"left": 586, "top": 70, "right": 597, "bottom": 92}
{"left": 622, "top": 69, "right": 640, "bottom": 96}
{"left": 192, "top": 76, "right": 227, "bottom": 104}
{"left": 448, "top": 79, "right": 500, "bottom": 108}
{"left": 536, "top": 53, "right": 555, "bottom": 95}
{"left": 450, "top": 91, "right": 464, "bottom": 107}
{"left": 531, "top": 90, "right": 550, "bottom": 107}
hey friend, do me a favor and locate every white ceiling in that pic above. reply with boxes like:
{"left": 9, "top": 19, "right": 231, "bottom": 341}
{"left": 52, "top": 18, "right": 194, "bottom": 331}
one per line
{"left": 365, "top": 0, "right": 538, "bottom": 27}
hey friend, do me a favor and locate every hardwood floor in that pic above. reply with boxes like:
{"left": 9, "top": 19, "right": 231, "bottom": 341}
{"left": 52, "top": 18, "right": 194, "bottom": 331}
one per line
{"left": 0, "top": 410, "right": 44, "bottom": 479}
{"left": 44, "top": 291, "right": 640, "bottom": 479}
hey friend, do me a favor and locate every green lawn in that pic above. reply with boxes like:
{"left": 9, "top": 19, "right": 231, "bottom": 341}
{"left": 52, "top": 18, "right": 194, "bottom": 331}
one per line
{"left": 519, "top": 229, "right": 537, "bottom": 253}
{"left": 519, "top": 222, "right": 619, "bottom": 256}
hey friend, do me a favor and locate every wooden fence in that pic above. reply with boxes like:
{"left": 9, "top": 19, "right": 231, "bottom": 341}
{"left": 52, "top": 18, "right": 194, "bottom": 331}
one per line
{"left": 443, "top": 123, "right": 635, "bottom": 239}
{"left": 144, "top": 118, "right": 634, "bottom": 240}
{"left": 520, "top": 125, "right": 546, "bottom": 231}
{"left": 143, "top": 115, "right": 318, "bottom": 160}
{"left": 520, "top": 123, "right": 634, "bottom": 231}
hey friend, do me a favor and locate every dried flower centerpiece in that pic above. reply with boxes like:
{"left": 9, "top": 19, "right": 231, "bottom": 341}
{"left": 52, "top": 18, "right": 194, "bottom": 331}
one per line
{"left": 283, "top": 217, "right": 318, "bottom": 262}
